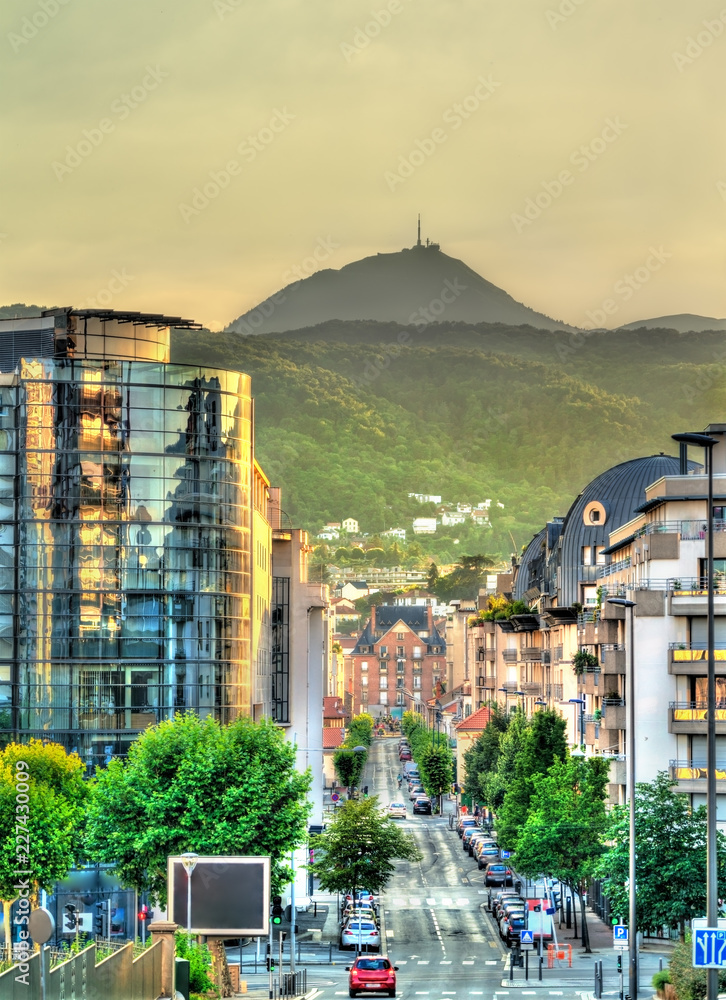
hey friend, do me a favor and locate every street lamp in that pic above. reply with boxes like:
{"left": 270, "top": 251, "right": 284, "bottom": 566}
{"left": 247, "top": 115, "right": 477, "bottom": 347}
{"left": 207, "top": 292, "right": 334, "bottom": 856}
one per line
{"left": 534, "top": 698, "right": 547, "bottom": 710}
{"left": 568, "top": 697, "right": 586, "bottom": 749}
{"left": 180, "top": 852, "right": 199, "bottom": 941}
{"left": 673, "top": 431, "right": 718, "bottom": 1000}
{"left": 608, "top": 596, "right": 637, "bottom": 1000}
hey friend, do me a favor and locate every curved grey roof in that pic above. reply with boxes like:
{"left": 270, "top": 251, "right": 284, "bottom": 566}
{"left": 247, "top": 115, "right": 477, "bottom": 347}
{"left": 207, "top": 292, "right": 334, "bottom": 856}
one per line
{"left": 513, "top": 528, "right": 547, "bottom": 602}
{"left": 559, "top": 454, "right": 695, "bottom": 605}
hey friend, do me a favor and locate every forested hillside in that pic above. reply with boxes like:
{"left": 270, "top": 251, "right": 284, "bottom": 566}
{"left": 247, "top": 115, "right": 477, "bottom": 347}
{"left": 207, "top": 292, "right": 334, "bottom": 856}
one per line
{"left": 171, "top": 319, "right": 726, "bottom": 557}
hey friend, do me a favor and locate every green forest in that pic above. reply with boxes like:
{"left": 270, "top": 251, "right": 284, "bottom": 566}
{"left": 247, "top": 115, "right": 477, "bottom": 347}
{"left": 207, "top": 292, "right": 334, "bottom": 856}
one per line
{"left": 171, "top": 318, "right": 726, "bottom": 559}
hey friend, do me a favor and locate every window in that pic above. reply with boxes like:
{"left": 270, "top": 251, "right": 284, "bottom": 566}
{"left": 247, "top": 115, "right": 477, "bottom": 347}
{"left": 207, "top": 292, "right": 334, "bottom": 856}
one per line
{"left": 397, "top": 646, "right": 404, "bottom": 657}
{"left": 413, "top": 645, "right": 422, "bottom": 659}
{"left": 596, "top": 546, "right": 606, "bottom": 565}
{"left": 379, "top": 660, "right": 387, "bottom": 671}
{"left": 396, "top": 692, "right": 404, "bottom": 706}
{"left": 397, "top": 677, "right": 404, "bottom": 688}
{"left": 396, "top": 659, "right": 405, "bottom": 672}
{"left": 380, "top": 691, "right": 388, "bottom": 705}
{"left": 582, "top": 546, "right": 593, "bottom": 566}
{"left": 360, "top": 661, "right": 368, "bottom": 672}
{"left": 361, "top": 675, "right": 368, "bottom": 687}
{"left": 397, "top": 632, "right": 405, "bottom": 640}
{"left": 379, "top": 645, "right": 387, "bottom": 655}
{"left": 413, "top": 675, "right": 421, "bottom": 689}
{"left": 379, "top": 676, "right": 387, "bottom": 690}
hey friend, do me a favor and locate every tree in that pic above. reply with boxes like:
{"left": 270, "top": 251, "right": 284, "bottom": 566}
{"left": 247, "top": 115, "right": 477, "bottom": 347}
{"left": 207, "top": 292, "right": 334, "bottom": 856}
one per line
{"left": 0, "top": 740, "right": 88, "bottom": 955}
{"left": 419, "top": 745, "right": 453, "bottom": 813}
{"left": 86, "top": 714, "right": 311, "bottom": 902}
{"left": 496, "top": 709, "right": 567, "bottom": 850}
{"left": 309, "top": 797, "right": 422, "bottom": 895}
{"left": 596, "top": 772, "right": 726, "bottom": 937}
{"left": 462, "top": 707, "right": 510, "bottom": 809}
{"left": 514, "top": 755, "right": 611, "bottom": 952}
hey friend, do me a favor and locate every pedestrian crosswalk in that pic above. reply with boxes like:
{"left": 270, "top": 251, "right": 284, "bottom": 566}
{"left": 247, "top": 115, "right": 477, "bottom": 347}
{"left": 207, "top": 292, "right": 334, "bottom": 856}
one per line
{"left": 388, "top": 896, "right": 474, "bottom": 908}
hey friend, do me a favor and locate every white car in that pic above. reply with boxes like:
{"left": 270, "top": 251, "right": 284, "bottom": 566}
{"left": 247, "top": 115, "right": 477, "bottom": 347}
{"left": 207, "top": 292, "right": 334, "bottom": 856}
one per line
{"left": 388, "top": 802, "right": 407, "bottom": 819}
{"left": 341, "top": 919, "right": 381, "bottom": 950}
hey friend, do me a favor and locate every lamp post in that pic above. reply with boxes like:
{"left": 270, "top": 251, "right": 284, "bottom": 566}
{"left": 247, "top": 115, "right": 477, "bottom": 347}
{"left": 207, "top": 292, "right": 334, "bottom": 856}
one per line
{"left": 180, "top": 852, "right": 199, "bottom": 941}
{"left": 608, "top": 596, "right": 637, "bottom": 1000}
{"left": 568, "top": 697, "right": 586, "bottom": 749}
{"left": 672, "top": 432, "right": 718, "bottom": 1000}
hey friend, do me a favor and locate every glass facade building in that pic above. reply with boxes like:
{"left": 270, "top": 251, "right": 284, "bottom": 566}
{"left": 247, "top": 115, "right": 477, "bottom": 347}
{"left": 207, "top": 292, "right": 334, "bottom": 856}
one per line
{"left": 0, "top": 310, "right": 253, "bottom": 768}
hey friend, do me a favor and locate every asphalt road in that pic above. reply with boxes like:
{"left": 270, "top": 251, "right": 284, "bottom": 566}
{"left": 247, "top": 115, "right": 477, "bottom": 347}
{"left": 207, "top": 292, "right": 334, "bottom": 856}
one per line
{"left": 241, "top": 738, "right": 666, "bottom": 1000}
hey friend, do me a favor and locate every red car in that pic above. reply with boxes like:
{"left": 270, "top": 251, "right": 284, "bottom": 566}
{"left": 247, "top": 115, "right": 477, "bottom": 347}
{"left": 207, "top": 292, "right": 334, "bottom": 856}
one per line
{"left": 347, "top": 955, "right": 399, "bottom": 997}
{"left": 399, "top": 750, "right": 412, "bottom": 761}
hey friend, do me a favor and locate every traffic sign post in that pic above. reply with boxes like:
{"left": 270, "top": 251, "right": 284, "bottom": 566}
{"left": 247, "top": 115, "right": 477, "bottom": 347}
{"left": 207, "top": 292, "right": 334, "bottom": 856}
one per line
{"left": 501, "top": 850, "right": 511, "bottom": 859}
{"left": 520, "top": 929, "right": 534, "bottom": 951}
{"left": 613, "top": 925, "right": 628, "bottom": 950}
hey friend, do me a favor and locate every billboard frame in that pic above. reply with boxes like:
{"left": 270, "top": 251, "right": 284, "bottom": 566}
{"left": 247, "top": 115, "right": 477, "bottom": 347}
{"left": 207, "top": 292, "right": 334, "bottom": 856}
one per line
{"left": 167, "top": 855, "right": 271, "bottom": 936}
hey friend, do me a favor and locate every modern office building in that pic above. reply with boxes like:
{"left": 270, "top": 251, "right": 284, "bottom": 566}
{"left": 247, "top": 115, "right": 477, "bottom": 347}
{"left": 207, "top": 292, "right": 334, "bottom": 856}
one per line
{"left": 0, "top": 308, "right": 257, "bottom": 768}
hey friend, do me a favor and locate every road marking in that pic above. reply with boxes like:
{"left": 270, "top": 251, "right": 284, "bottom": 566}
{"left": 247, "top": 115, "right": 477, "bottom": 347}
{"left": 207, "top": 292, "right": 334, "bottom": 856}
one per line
{"left": 427, "top": 897, "right": 436, "bottom": 904}
{"left": 410, "top": 898, "right": 422, "bottom": 906}
{"left": 417, "top": 960, "right": 430, "bottom": 964}
{"left": 440, "top": 960, "right": 452, "bottom": 965}
{"left": 335, "top": 992, "right": 347, "bottom": 995}
{"left": 442, "top": 992, "right": 457, "bottom": 995}
{"left": 386, "top": 929, "right": 395, "bottom": 937}
{"left": 455, "top": 898, "right": 470, "bottom": 905}
{"left": 478, "top": 890, "right": 486, "bottom": 894}
{"left": 549, "top": 993, "right": 564, "bottom": 996}
{"left": 397, "top": 960, "right": 407, "bottom": 964}
{"left": 485, "top": 961, "right": 498, "bottom": 965}
{"left": 489, "top": 942, "right": 498, "bottom": 948}
{"left": 441, "top": 897, "right": 453, "bottom": 905}
{"left": 522, "top": 993, "right": 536, "bottom": 996}
{"left": 415, "top": 993, "right": 429, "bottom": 995}
{"left": 462, "top": 960, "right": 474, "bottom": 965}
{"left": 392, "top": 898, "right": 406, "bottom": 906}
{"left": 470, "top": 993, "right": 483, "bottom": 996}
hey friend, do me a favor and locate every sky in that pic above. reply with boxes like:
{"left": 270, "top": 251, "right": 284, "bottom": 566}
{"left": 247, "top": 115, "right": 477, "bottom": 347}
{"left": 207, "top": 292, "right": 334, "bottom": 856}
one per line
{"left": 2, "top": 0, "right": 725, "bottom": 331}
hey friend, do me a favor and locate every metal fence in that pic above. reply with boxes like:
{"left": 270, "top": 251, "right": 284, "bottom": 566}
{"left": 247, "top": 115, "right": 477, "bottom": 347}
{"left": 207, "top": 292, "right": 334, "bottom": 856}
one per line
{"left": 273, "top": 969, "right": 308, "bottom": 998}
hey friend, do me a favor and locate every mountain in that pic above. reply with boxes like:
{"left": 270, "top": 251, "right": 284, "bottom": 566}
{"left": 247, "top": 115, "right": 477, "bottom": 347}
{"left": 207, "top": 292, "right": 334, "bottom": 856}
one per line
{"left": 225, "top": 243, "right": 575, "bottom": 334}
{"left": 618, "top": 313, "right": 726, "bottom": 333}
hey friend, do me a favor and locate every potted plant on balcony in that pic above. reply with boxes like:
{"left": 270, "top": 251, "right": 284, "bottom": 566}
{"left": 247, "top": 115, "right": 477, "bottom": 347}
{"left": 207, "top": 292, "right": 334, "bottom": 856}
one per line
{"left": 572, "top": 649, "right": 599, "bottom": 675}
{"left": 603, "top": 691, "right": 623, "bottom": 706}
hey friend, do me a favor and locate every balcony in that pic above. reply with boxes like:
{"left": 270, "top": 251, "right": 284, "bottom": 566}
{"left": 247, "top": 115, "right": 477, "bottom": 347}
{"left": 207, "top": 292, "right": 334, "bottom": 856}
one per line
{"left": 601, "top": 700, "right": 626, "bottom": 731}
{"left": 579, "top": 564, "right": 601, "bottom": 582}
{"left": 669, "top": 759, "right": 726, "bottom": 793}
{"left": 601, "top": 645, "right": 625, "bottom": 675}
{"left": 520, "top": 682, "right": 542, "bottom": 696}
{"left": 521, "top": 648, "right": 542, "bottom": 661}
{"left": 502, "top": 650, "right": 518, "bottom": 662}
{"left": 582, "top": 671, "right": 601, "bottom": 695}
{"left": 578, "top": 617, "right": 620, "bottom": 646}
{"left": 541, "top": 649, "right": 551, "bottom": 665}
{"left": 668, "top": 578, "right": 726, "bottom": 616}
{"left": 668, "top": 643, "right": 726, "bottom": 675}
{"left": 669, "top": 702, "right": 726, "bottom": 734}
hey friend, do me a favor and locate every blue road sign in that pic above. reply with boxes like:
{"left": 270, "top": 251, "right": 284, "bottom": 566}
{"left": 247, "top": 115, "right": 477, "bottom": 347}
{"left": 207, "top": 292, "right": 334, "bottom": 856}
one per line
{"left": 501, "top": 850, "right": 511, "bottom": 859}
{"left": 520, "top": 930, "right": 534, "bottom": 945}
{"left": 613, "top": 925, "right": 628, "bottom": 949}
{"left": 694, "top": 928, "right": 726, "bottom": 968}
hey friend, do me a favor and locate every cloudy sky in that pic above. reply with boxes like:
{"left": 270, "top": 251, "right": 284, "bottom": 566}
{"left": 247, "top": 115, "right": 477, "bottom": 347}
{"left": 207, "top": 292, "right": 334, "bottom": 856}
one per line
{"left": 2, "top": 0, "right": 725, "bottom": 330}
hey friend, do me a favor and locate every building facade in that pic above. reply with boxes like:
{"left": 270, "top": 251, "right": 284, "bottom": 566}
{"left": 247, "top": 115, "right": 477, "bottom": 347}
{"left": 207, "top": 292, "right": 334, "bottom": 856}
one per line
{"left": 0, "top": 309, "right": 256, "bottom": 767}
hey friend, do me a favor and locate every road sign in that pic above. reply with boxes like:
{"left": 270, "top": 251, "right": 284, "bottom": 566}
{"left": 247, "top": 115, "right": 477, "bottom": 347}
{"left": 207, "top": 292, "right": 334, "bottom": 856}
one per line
{"left": 613, "top": 924, "right": 628, "bottom": 949}
{"left": 501, "top": 850, "right": 511, "bottom": 859}
{"left": 520, "top": 929, "right": 534, "bottom": 951}
{"left": 331, "top": 793, "right": 340, "bottom": 802}
{"left": 694, "top": 928, "right": 726, "bottom": 968}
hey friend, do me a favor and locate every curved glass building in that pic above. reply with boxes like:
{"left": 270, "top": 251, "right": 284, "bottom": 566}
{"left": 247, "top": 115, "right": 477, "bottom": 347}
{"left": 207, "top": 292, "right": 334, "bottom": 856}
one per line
{"left": 0, "top": 309, "right": 253, "bottom": 768}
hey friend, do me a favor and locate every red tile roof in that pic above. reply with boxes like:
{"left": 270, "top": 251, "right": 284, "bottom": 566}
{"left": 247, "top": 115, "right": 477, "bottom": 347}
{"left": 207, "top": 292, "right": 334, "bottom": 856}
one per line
{"left": 323, "top": 696, "right": 350, "bottom": 720}
{"left": 455, "top": 706, "right": 493, "bottom": 732}
{"left": 323, "top": 728, "right": 345, "bottom": 749}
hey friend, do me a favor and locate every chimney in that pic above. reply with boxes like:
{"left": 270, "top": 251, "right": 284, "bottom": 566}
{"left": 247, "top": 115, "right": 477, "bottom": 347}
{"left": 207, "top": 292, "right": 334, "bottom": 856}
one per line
{"left": 371, "top": 605, "right": 376, "bottom": 632}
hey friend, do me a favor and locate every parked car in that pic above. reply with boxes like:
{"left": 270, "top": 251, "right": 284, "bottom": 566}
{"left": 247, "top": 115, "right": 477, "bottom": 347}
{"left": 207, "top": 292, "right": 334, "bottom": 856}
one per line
{"left": 477, "top": 845, "right": 500, "bottom": 868}
{"left": 387, "top": 802, "right": 407, "bottom": 819}
{"left": 467, "top": 833, "right": 491, "bottom": 856}
{"left": 341, "top": 919, "right": 381, "bottom": 950}
{"left": 500, "top": 910, "right": 526, "bottom": 947}
{"left": 347, "top": 955, "right": 399, "bottom": 997}
{"left": 472, "top": 839, "right": 497, "bottom": 861}
{"left": 491, "top": 891, "right": 524, "bottom": 918}
{"left": 413, "top": 796, "right": 432, "bottom": 815}
{"left": 462, "top": 827, "right": 482, "bottom": 851}
{"left": 457, "top": 817, "right": 478, "bottom": 838}
{"left": 342, "top": 902, "right": 378, "bottom": 924}
{"left": 399, "top": 749, "right": 412, "bottom": 762}
{"left": 409, "top": 784, "right": 425, "bottom": 801}
{"left": 484, "top": 863, "right": 513, "bottom": 887}
{"left": 345, "top": 890, "right": 376, "bottom": 908}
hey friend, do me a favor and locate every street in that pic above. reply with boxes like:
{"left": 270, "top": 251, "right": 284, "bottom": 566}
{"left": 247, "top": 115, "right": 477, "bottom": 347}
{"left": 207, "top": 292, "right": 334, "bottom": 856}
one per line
{"left": 239, "top": 737, "right": 669, "bottom": 1000}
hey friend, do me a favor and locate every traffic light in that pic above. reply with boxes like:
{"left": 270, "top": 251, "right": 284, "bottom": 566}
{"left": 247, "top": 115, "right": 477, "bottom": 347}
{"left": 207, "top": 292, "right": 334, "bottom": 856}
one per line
{"left": 63, "top": 904, "right": 77, "bottom": 933}
{"left": 94, "top": 902, "right": 106, "bottom": 937}
{"left": 138, "top": 903, "right": 153, "bottom": 923}
{"left": 266, "top": 944, "right": 276, "bottom": 972}
{"left": 617, "top": 954, "right": 622, "bottom": 972}
{"left": 271, "top": 895, "right": 283, "bottom": 925}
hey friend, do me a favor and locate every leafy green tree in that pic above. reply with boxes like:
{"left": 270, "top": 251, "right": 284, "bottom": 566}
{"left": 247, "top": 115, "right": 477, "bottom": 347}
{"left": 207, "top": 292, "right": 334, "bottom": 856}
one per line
{"left": 496, "top": 709, "right": 567, "bottom": 849}
{"left": 419, "top": 746, "right": 453, "bottom": 813}
{"left": 431, "top": 555, "right": 498, "bottom": 602}
{"left": 462, "top": 707, "right": 509, "bottom": 809}
{"left": 86, "top": 713, "right": 311, "bottom": 902}
{"left": 596, "top": 772, "right": 726, "bottom": 937}
{"left": 0, "top": 740, "right": 88, "bottom": 953}
{"left": 309, "top": 797, "right": 422, "bottom": 895}
{"left": 514, "top": 755, "right": 611, "bottom": 952}
{"left": 427, "top": 562, "right": 439, "bottom": 592}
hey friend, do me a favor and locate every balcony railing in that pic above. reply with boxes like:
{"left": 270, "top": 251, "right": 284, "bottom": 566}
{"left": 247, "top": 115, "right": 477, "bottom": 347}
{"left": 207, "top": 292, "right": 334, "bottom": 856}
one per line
{"left": 598, "top": 556, "right": 631, "bottom": 579}
{"left": 502, "top": 650, "right": 518, "bottom": 662}
{"left": 670, "top": 702, "right": 726, "bottom": 721}
{"left": 522, "top": 648, "right": 542, "bottom": 661}
{"left": 670, "top": 760, "right": 726, "bottom": 781}
{"left": 669, "top": 643, "right": 726, "bottom": 660}
{"left": 541, "top": 649, "right": 551, "bottom": 665}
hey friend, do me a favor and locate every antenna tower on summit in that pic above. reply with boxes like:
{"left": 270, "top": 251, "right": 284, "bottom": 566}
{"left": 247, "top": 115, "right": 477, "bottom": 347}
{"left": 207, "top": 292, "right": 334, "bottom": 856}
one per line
{"left": 417, "top": 214, "right": 421, "bottom": 246}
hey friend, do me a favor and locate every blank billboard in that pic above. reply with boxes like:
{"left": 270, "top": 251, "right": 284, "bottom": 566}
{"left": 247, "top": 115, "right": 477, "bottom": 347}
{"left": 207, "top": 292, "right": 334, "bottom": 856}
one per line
{"left": 167, "top": 856, "right": 270, "bottom": 935}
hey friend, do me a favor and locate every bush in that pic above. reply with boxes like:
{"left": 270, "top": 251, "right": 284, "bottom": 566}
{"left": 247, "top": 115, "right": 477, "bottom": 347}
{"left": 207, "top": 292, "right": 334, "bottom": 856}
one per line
{"left": 175, "top": 932, "right": 219, "bottom": 998}
{"left": 652, "top": 970, "right": 672, "bottom": 992}
{"left": 668, "top": 934, "right": 726, "bottom": 1000}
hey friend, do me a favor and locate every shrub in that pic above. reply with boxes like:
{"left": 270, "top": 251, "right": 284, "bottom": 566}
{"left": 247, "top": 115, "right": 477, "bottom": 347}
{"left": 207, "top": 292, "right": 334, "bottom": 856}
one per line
{"left": 175, "top": 932, "right": 219, "bottom": 997}
{"left": 652, "top": 969, "right": 671, "bottom": 992}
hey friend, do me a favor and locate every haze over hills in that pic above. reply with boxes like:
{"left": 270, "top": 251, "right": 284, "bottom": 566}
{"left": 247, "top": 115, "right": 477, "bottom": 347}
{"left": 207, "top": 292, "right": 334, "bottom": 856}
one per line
{"left": 618, "top": 313, "right": 726, "bottom": 333}
{"left": 225, "top": 237, "right": 576, "bottom": 335}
